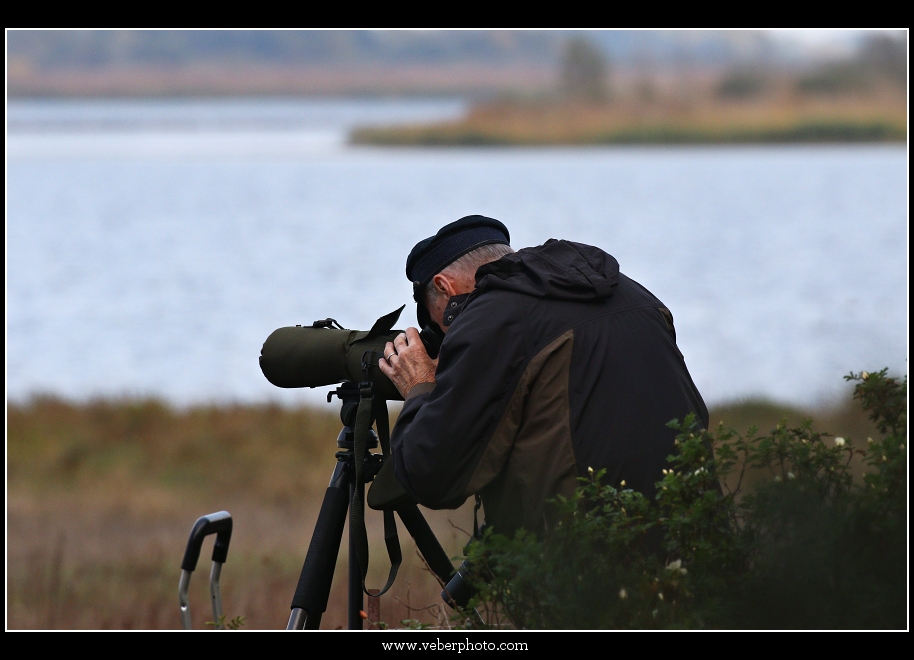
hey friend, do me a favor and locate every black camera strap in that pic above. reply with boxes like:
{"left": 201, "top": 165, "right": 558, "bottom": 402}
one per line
{"left": 372, "top": 395, "right": 403, "bottom": 594}
{"left": 351, "top": 369, "right": 401, "bottom": 597}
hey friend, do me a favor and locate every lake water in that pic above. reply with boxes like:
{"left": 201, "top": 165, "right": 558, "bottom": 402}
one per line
{"left": 6, "top": 98, "right": 908, "bottom": 409}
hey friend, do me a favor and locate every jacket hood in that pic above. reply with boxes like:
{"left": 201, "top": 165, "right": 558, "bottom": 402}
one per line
{"left": 474, "top": 239, "right": 619, "bottom": 302}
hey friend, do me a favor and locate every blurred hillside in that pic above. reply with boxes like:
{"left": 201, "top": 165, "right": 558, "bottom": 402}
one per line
{"left": 7, "top": 30, "right": 558, "bottom": 97}
{"left": 7, "top": 30, "right": 906, "bottom": 98}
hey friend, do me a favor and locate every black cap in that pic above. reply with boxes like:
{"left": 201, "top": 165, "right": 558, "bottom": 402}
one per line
{"left": 406, "top": 215, "right": 510, "bottom": 332}
{"left": 407, "top": 215, "right": 510, "bottom": 301}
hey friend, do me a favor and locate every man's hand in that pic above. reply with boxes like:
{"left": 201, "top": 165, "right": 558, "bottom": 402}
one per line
{"left": 378, "top": 327, "right": 438, "bottom": 398}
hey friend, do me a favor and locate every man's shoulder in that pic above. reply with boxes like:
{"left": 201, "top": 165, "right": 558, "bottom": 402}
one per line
{"left": 454, "top": 284, "right": 526, "bottom": 330}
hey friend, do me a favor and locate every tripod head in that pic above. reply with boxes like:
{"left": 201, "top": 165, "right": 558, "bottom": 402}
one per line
{"left": 329, "top": 382, "right": 379, "bottom": 452}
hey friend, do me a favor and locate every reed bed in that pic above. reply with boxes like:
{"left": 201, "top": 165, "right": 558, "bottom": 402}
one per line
{"left": 8, "top": 394, "right": 880, "bottom": 629}
{"left": 351, "top": 96, "right": 906, "bottom": 146}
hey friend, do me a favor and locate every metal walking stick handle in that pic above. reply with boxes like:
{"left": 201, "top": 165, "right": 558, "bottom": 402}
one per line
{"left": 178, "top": 511, "right": 233, "bottom": 630}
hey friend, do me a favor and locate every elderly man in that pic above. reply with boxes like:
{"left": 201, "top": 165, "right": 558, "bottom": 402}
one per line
{"left": 378, "top": 215, "right": 708, "bottom": 537}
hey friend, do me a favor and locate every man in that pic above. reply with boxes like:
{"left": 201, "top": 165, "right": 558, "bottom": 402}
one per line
{"left": 378, "top": 215, "right": 708, "bottom": 538}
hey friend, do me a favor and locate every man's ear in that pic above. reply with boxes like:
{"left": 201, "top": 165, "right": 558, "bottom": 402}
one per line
{"left": 432, "top": 273, "right": 452, "bottom": 297}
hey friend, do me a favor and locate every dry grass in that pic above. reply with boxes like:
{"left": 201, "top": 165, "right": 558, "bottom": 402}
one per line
{"left": 352, "top": 89, "right": 907, "bottom": 146}
{"left": 7, "top": 397, "right": 473, "bottom": 630}
{"left": 7, "top": 393, "right": 881, "bottom": 629}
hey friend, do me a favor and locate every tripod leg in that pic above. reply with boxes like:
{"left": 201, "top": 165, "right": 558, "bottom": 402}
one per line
{"left": 348, "top": 481, "right": 364, "bottom": 630}
{"left": 396, "top": 504, "right": 457, "bottom": 585}
{"left": 288, "top": 461, "right": 350, "bottom": 630}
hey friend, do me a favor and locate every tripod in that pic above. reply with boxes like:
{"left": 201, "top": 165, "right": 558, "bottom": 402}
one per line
{"left": 286, "top": 381, "right": 457, "bottom": 630}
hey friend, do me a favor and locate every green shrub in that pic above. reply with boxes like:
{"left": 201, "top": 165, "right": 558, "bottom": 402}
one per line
{"left": 459, "top": 369, "right": 906, "bottom": 629}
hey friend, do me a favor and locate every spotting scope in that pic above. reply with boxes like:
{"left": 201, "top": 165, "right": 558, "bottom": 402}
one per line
{"left": 260, "top": 306, "right": 417, "bottom": 401}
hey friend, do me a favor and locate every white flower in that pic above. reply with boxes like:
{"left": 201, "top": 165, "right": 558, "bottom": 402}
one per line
{"left": 867, "top": 437, "right": 874, "bottom": 444}
{"left": 862, "top": 371, "right": 869, "bottom": 379}
{"left": 666, "top": 559, "right": 687, "bottom": 575}
{"left": 618, "top": 588, "right": 628, "bottom": 600}
{"left": 787, "top": 471, "right": 796, "bottom": 480}
{"left": 774, "top": 475, "right": 782, "bottom": 482}
{"left": 834, "top": 437, "right": 846, "bottom": 447}
{"left": 620, "top": 480, "right": 626, "bottom": 487}
{"left": 587, "top": 466, "right": 594, "bottom": 474}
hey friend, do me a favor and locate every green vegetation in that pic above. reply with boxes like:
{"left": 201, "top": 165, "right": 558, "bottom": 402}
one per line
{"left": 455, "top": 370, "right": 907, "bottom": 629}
{"left": 206, "top": 614, "right": 247, "bottom": 630}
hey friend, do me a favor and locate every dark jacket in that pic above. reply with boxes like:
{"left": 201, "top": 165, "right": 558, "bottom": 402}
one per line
{"left": 390, "top": 239, "right": 708, "bottom": 537}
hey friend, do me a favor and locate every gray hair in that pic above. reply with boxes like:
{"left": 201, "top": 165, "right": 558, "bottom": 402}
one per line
{"left": 424, "top": 243, "right": 515, "bottom": 311}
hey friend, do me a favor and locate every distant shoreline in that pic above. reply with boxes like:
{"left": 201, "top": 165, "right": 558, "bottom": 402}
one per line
{"left": 351, "top": 100, "right": 907, "bottom": 146}
{"left": 351, "top": 122, "right": 906, "bottom": 146}
{"left": 5, "top": 63, "right": 555, "bottom": 100}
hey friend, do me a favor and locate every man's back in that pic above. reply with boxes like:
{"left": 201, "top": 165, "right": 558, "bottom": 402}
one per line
{"left": 391, "top": 239, "right": 708, "bottom": 536}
